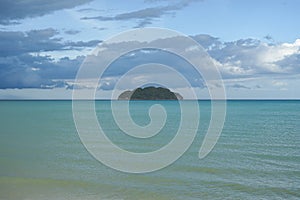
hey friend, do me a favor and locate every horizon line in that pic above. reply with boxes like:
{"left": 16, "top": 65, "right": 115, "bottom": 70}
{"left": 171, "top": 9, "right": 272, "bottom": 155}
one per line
{"left": 1, "top": 99, "right": 300, "bottom": 101}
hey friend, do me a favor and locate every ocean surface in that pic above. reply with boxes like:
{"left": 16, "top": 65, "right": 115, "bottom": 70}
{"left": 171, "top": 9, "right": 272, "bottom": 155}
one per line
{"left": 0, "top": 100, "right": 299, "bottom": 200}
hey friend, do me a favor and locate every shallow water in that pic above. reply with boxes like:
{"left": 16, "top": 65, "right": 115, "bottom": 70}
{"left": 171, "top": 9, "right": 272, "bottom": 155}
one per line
{"left": 0, "top": 100, "right": 299, "bottom": 199}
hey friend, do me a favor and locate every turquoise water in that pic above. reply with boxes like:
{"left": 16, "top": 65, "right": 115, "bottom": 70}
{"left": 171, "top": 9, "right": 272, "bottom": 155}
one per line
{"left": 0, "top": 100, "right": 300, "bottom": 200}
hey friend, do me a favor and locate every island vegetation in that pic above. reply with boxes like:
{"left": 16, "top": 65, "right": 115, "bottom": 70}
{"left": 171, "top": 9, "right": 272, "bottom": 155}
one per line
{"left": 118, "top": 86, "right": 183, "bottom": 100}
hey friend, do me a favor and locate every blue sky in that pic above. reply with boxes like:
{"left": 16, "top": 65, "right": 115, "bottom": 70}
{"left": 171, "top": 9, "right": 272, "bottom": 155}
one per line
{"left": 0, "top": 0, "right": 300, "bottom": 99}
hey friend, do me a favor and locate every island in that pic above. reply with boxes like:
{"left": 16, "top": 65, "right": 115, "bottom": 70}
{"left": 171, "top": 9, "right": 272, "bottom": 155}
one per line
{"left": 118, "top": 86, "right": 183, "bottom": 100}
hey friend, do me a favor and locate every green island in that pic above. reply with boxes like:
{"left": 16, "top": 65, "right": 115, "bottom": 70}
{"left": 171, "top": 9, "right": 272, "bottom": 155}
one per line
{"left": 118, "top": 86, "right": 183, "bottom": 100}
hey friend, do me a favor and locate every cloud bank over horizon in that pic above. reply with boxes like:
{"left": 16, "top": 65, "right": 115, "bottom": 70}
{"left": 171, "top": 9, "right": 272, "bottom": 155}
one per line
{"left": 1, "top": 30, "right": 299, "bottom": 99}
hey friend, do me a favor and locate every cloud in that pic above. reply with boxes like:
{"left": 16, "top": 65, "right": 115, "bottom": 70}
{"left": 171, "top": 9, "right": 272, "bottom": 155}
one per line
{"left": 77, "top": 8, "right": 103, "bottom": 13}
{"left": 271, "top": 80, "right": 288, "bottom": 91}
{"left": 191, "top": 34, "right": 222, "bottom": 50}
{"left": 0, "top": 0, "right": 92, "bottom": 25}
{"left": 263, "top": 34, "right": 274, "bottom": 43}
{"left": 102, "top": 48, "right": 205, "bottom": 89}
{"left": 66, "top": 40, "right": 101, "bottom": 48}
{"left": 1, "top": 30, "right": 300, "bottom": 91}
{"left": 64, "top": 30, "right": 81, "bottom": 35}
{"left": 0, "top": 28, "right": 61, "bottom": 56}
{"left": 207, "top": 38, "right": 300, "bottom": 78}
{"left": 0, "top": 28, "right": 101, "bottom": 89}
{"left": 275, "top": 53, "right": 300, "bottom": 73}
{"left": 272, "top": 80, "right": 288, "bottom": 87}
{"left": 81, "top": 0, "right": 201, "bottom": 27}
{"left": 0, "top": 54, "right": 84, "bottom": 89}
{"left": 93, "top": 35, "right": 300, "bottom": 92}
{"left": 0, "top": 29, "right": 101, "bottom": 57}
{"left": 144, "top": 0, "right": 173, "bottom": 3}
{"left": 229, "top": 83, "right": 251, "bottom": 90}
{"left": 133, "top": 19, "right": 153, "bottom": 28}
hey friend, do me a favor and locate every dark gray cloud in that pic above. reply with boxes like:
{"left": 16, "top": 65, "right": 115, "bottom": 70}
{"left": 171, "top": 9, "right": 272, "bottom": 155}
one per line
{"left": 275, "top": 53, "right": 300, "bottom": 73}
{"left": 66, "top": 40, "right": 100, "bottom": 48}
{"left": 0, "top": 28, "right": 100, "bottom": 89}
{"left": 229, "top": 83, "right": 251, "bottom": 90}
{"left": 0, "top": 0, "right": 92, "bottom": 25}
{"left": 80, "top": 7, "right": 165, "bottom": 22}
{"left": 100, "top": 49, "right": 205, "bottom": 90}
{"left": 81, "top": 0, "right": 201, "bottom": 28}
{"left": 0, "top": 54, "right": 84, "bottom": 89}
{"left": 133, "top": 19, "right": 153, "bottom": 28}
{"left": 0, "top": 28, "right": 61, "bottom": 56}
{"left": 144, "top": 0, "right": 173, "bottom": 3}
{"left": 92, "top": 27, "right": 107, "bottom": 31}
{"left": 264, "top": 34, "right": 273, "bottom": 41}
{"left": 0, "top": 29, "right": 101, "bottom": 57}
{"left": 191, "top": 34, "right": 222, "bottom": 50}
{"left": 64, "top": 30, "right": 81, "bottom": 35}
{"left": 77, "top": 8, "right": 103, "bottom": 13}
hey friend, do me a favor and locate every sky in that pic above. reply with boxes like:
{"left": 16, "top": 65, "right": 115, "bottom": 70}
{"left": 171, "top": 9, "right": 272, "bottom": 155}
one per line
{"left": 0, "top": 0, "right": 300, "bottom": 99}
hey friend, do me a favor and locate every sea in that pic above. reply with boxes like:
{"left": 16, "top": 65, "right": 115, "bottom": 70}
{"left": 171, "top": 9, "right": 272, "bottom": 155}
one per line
{"left": 0, "top": 100, "right": 299, "bottom": 200}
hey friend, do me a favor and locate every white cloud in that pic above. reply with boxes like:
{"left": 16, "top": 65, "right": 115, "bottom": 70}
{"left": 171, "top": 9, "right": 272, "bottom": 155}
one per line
{"left": 210, "top": 38, "right": 300, "bottom": 76}
{"left": 256, "top": 39, "right": 300, "bottom": 72}
{"left": 268, "top": 80, "right": 288, "bottom": 91}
